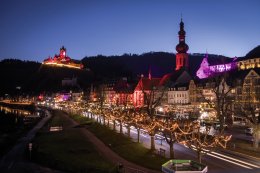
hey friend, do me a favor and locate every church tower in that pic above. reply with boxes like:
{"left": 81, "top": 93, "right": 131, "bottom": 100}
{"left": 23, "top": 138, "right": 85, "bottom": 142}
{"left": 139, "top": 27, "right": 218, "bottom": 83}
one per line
{"left": 175, "top": 18, "right": 189, "bottom": 70}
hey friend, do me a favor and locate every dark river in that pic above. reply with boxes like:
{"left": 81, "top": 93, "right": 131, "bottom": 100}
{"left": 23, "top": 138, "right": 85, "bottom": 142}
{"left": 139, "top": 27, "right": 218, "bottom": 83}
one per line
{"left": 0, "top": 105, "right": 42, "bottom": 156}
{"left": 0, "top": 106, "right": 35, "bottom": 133}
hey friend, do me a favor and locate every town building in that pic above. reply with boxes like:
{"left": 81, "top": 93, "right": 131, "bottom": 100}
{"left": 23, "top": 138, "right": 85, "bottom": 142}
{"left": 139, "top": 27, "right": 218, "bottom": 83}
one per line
{"left": 90, "top": 78, "right": 134, "bottom": 107}
{"left": 113, "top": 78, "right": 134, "bottom": 107}
{"left": 234, "top": 69, "right": 260, "bottom": 105}
{"left": 238, "top": 57, "right": 260, "bottom": 70}
{"left": 133, "top": 76, "right": 161, "bottom": 107}
{"left": 160, "top": 69, "right": 192, "bottom": 105}
{"left": 188, "top": 80, "right": 197, "bottom": 104}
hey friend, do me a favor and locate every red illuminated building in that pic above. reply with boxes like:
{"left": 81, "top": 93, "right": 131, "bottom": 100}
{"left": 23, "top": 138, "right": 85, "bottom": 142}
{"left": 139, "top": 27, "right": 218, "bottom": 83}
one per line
{"left": 42, "top": 46, "right": 83, "bottom": 69}
{"left": 113, "top": 78, "right": 134, "bottom": 106}
{"left": 133, "top": 76, "right": 161, "bottom": 107}
{"left": 175, "top": 18, "right": 189, "bottom": 70}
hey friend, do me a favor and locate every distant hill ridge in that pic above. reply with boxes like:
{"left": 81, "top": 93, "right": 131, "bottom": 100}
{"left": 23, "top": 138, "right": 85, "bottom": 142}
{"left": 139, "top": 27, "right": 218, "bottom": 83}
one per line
{"left": 81, "top": 52, "right": 229, "bottom": 78}
{"left": 245, "top": 45, "right": 260, "bottom": 58}
{"left": 0, "top": 45, "right": 259, "bottom": 95}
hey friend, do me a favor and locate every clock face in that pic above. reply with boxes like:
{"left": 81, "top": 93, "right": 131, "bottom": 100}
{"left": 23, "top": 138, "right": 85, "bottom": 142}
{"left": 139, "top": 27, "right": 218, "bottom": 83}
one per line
{"left": 63, "top": 51, "right": 66, "bottom": 56}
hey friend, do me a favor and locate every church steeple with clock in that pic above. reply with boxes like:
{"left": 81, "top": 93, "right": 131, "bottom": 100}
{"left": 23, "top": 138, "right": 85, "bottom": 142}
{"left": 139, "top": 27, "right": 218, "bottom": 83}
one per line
{"left": 175, "top": 18, "right": 189, "bottom": 70}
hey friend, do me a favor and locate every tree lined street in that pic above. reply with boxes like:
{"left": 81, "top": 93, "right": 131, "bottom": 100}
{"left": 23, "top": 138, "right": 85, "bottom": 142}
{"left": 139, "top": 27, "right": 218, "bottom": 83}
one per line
{"left": 83, "top": 111, "right": 260, "bottom": 173}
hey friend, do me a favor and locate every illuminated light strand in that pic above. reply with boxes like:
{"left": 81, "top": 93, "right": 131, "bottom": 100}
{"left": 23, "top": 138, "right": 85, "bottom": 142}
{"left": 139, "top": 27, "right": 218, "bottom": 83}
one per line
{"left": 97, "top": 108, "right": 256, "bottom": 169}
{"left": 86, "top": 106, "right": 232, "bottom": 162}
{"left": 70, "top": 105, "right": 251, "bottom": 169}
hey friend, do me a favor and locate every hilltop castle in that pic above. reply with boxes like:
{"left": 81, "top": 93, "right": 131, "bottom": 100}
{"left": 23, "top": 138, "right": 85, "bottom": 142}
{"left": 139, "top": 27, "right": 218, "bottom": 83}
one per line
{"left": 42, "top": 46, "right": 83, "bottom": 69}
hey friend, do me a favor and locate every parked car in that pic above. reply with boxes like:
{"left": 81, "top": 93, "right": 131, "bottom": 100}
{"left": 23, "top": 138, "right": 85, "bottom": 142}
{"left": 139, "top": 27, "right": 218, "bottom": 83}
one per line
{"left": 245, "top": 127, "right": 253, "bottom": 136}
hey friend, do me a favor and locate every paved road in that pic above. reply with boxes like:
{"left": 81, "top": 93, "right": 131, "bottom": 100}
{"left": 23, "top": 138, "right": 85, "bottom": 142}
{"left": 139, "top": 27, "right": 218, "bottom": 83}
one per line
{"left": 0, "top": 110, "right": 64, "bottom": 173}
{"left": 88, "top": 113, "right": 260, "bottom": 173}
{"left": 226, "top": 125, "right": 253, "bottom": 142}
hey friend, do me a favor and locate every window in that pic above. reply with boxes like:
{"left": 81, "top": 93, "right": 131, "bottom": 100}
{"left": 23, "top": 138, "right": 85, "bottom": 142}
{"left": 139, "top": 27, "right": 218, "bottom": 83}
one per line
{"left": 257, "top": 79, "right": 260, "bottom": 85}
{"left": 237, "top": 88, "right": 242, "bottom": 94}
{"left": 244, "top": 79, "right": 250, "bottom": 84}
{"left": 245, "top": 87, "right": 250, "bottom": 93}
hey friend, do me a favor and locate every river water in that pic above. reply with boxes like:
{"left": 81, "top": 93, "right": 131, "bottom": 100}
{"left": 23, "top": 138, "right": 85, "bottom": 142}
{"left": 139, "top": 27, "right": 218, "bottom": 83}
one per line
{"left": 0, "top": 105, "right": 41, "bottom": 157}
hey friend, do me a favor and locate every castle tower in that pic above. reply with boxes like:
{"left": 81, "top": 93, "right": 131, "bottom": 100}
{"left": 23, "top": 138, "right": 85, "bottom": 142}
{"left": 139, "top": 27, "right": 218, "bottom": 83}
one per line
{"left": 175, "top": 18, "right": 189, "bottom": 70}
{"left": 60, "top": 46, "right": 66, "bottom": 59}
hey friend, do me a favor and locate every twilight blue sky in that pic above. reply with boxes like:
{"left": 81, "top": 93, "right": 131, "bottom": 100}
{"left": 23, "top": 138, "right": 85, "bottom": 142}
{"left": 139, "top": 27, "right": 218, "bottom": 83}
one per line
{"left": 0, "top": 0, "right": 259, "bottom": 62}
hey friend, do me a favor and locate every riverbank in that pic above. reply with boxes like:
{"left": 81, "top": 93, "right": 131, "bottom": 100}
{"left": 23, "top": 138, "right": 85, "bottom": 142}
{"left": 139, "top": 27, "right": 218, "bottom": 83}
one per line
{"left": 0, "top": 100, "right": 35, "bottom": 111}
{"left": 0, "top": 105, "right": 41, "bottom": 158}
{"left": 0, "top": 108, "right": 53, "bottom": 172}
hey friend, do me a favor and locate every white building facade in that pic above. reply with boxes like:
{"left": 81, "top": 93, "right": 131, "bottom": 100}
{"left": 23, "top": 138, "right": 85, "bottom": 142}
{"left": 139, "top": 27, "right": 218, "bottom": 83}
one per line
{"left": 168, "top": 87, "right": 190, "bottom": 104}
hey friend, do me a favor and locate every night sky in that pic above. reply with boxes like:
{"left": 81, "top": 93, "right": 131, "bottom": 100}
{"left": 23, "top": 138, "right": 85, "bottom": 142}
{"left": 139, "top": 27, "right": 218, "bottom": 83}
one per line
{"left": 0, "top": 0, "right": 259, "bottom": 62}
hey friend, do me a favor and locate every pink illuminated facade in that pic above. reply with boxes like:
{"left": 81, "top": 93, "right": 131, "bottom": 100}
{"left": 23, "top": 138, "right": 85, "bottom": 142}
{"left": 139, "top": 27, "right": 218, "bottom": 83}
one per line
{"left": 196, "top": 54, "right": 237, "bottom": 79}
{"left": 133, "top": 77, "right": 161, "bottom": 107}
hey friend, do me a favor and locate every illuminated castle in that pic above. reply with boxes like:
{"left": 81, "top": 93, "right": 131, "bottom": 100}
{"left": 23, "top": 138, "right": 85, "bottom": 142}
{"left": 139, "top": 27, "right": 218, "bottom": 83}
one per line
{"left": 42, "top": 46, "right": 83, "bottom": 69}
{"left": 196, "top": 54, "right": 238, "bottom": 79}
